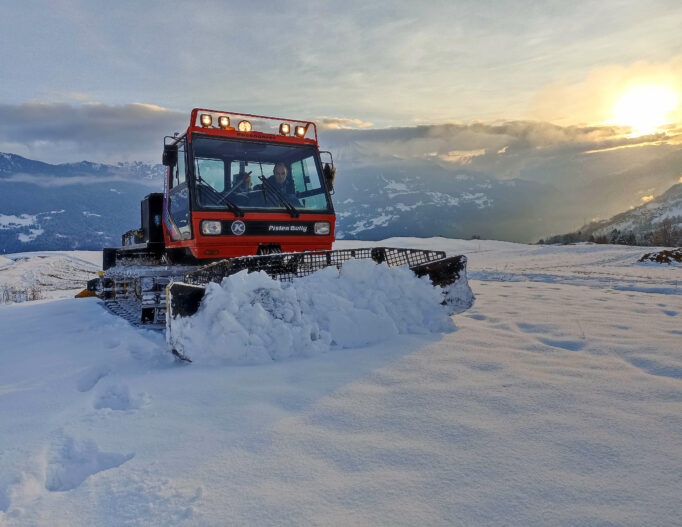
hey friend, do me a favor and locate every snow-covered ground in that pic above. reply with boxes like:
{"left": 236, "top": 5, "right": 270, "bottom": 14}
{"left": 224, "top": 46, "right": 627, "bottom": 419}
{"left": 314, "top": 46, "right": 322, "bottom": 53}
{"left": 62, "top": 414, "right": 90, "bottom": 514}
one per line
{"left": 0, "top": 239, "right": 680, "bottom": 526}
{"left": 0, "top": 251, "right": 101, "bottom": 302}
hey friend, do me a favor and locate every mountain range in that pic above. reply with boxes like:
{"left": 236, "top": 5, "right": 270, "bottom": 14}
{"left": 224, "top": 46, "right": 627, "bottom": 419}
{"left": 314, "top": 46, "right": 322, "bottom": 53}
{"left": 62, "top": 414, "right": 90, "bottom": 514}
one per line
{"left": 0, "top": 151, "right": 681, "bottom": 253}
{"left": 331, "top": 161, "right": 555, "bottom": 241}
{"left": 0, "top": 153, "right": 161, "bottom": 253}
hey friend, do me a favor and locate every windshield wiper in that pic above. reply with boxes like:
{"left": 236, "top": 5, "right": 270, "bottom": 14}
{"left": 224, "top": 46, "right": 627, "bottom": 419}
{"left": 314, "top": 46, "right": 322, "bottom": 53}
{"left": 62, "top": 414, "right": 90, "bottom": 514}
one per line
{"left": 196, "top": 177, "right": 244, "bottom": 217}
{"left": 258, "top": 176, "right": 300, "bottom": 218}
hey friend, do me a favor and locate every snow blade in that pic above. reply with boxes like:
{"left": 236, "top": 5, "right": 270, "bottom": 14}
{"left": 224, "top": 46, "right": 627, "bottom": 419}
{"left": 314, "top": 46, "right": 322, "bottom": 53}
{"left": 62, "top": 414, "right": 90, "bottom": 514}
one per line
{"left": 166, "top": 282, "right": 205, "bottom": 361}
{"left": 166, "top": 247, "right": 473, "bottom": 358}
{"left": 167, "top": 282, "right": 206, "bottom": 319}
{"left": 75, "top": 288, "right": 98, "bottom": 298}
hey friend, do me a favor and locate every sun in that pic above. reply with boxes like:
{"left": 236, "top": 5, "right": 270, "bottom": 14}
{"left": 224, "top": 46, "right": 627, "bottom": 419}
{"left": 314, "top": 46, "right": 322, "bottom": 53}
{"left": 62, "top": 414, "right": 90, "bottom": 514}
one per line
{"left": 611, "top": 84, "right": 679, "bottom": 135}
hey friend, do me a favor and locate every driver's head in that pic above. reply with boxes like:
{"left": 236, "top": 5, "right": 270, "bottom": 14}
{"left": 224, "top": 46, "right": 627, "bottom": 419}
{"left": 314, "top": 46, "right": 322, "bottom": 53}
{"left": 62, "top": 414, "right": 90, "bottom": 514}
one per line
{"left": 273, "top": 163, "right": 288, "bottom": 185}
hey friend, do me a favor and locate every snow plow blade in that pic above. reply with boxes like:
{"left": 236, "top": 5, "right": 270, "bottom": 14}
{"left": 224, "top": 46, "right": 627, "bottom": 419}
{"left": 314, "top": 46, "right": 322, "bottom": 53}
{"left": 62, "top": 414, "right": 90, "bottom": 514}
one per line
{"left": 166, "top": 247, "right": 473, "bottom": 358}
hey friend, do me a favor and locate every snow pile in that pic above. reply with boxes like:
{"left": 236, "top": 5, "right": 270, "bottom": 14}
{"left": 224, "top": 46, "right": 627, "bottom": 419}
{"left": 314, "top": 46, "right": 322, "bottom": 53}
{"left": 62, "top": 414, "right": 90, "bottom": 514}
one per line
{"left": 171, "top": 258, "right": 456, "bottom": 364}
{"left": 444, "top": 266, "right": 475, "bottom": 314}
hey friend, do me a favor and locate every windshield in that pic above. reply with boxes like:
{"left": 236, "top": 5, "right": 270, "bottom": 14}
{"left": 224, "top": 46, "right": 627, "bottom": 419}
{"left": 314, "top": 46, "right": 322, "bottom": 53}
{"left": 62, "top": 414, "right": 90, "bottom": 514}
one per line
{"left": 190, "top": 135, "right": 332, "bottom": 213}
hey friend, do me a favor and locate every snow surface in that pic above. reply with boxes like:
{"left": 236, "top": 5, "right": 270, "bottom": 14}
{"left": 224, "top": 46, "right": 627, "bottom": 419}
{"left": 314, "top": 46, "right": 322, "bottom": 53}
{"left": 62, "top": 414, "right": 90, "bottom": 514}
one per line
{"left": 0, "top": 238, "right": 681, "bottom": 526}
{"left": 0, "top": 251, "right": 100, "bottom": 302}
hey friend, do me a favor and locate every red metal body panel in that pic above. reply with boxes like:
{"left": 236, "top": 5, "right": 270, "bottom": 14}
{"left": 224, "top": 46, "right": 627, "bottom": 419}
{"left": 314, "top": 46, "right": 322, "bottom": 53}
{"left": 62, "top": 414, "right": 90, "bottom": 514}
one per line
{"left": 163, "top": 211, "right": 335, "bottom": 259}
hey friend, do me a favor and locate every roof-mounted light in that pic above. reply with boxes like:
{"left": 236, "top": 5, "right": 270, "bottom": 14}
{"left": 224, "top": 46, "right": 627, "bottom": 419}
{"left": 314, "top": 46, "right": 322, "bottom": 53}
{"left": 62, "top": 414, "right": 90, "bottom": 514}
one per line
{"left": 238, "top": 120, "right": 252, "bottom": 132}
{"left": 279, "top": 123, "right": 291, "bottom": 136}
{"left": 218, "top": 116, "right": 231, "bottom": 129}
{"left": 200, "top": 114, "right": 212, "bottom": 127}
{"left": 294, "top": 125, "right": 306, "bottom": 138}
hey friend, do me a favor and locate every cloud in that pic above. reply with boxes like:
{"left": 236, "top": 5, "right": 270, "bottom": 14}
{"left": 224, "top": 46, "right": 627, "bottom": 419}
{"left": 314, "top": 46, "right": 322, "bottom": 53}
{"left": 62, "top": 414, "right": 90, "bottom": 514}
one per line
{"left": 0, "top": 102, "right": 186, "bottom": 163}
{"left": 641, "top": 195, "right": 654, "bottom": 202}
{"left": 321, "top": 119, "right": 679, "bottom": 168}
{"left": 436, "top": 149, "right": 486, "bottom": 165}
{"left": 320, "top": 119, "right": 682, "bottom": 215}
{"left": 316, "top": 117, "right": 373, "bottom": 130}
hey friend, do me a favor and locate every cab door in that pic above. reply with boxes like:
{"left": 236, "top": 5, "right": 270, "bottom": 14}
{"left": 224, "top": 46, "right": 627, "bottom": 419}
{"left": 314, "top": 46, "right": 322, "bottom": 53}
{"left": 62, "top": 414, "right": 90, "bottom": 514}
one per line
{"left": 166, "top": 138, "right": 193, "bottom": 241}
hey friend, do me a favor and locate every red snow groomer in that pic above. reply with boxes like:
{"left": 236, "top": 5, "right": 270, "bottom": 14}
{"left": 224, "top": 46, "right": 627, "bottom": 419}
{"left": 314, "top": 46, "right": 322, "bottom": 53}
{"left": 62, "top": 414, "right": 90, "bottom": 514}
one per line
{"left": 84, "top": 109, "right": 473, "bottom": 359}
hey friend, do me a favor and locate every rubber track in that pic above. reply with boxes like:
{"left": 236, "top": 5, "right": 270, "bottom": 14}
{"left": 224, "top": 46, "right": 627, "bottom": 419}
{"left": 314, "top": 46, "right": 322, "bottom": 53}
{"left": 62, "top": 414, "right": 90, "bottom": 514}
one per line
{"left": 103, "top": 298, "right": 165, "bottom": 331}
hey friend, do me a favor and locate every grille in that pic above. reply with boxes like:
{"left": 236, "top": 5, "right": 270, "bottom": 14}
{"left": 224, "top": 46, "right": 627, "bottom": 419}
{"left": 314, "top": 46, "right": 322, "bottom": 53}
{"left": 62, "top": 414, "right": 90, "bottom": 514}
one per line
{"left": 183, "top": 247, "right": 448, "bottom": 285}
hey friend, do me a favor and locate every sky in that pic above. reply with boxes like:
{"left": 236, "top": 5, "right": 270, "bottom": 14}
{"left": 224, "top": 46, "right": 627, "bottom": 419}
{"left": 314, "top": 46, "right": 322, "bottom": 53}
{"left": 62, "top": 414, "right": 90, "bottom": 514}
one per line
{"left": 0, "top": 0, "right": 681, "bottom": 206}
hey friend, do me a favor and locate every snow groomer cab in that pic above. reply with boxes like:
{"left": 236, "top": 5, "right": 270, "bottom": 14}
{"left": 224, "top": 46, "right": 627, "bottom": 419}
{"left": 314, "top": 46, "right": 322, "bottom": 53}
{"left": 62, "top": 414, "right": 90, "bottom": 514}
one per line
{"left": 160, "top": 109, "right": 337, "bottom": 262}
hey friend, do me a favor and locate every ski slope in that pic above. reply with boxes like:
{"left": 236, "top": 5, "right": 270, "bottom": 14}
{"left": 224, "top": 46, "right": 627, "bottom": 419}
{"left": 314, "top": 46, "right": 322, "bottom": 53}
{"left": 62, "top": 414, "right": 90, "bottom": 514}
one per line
{"left": 0, "top": 239, "right": 680, "bottom": 526}
{"left": 0, "top": 251, "right": 100, "bottom": 302}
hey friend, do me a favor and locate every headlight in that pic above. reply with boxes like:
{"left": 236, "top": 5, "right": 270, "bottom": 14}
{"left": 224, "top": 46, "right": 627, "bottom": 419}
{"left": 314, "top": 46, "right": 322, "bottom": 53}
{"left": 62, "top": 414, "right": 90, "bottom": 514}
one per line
{"left": 218, "top": 116, "right": 230, "bottom": 129}
{"left": 314, "top": 222, "right": 330, "bottom": 235}
{"left": 295, "top": 125, "right": 306, "bottom": 138}
{"left": 200, "top": 114, "right": 212, "bottom": 127}
{"left": 201, "top": 220, "right": 222, "bottom": 235}
{"left": 279, "top": 123, "right": 290, "bottom": 135}
{"left": 238, "top": 120, "right": 252, "bottom": 132}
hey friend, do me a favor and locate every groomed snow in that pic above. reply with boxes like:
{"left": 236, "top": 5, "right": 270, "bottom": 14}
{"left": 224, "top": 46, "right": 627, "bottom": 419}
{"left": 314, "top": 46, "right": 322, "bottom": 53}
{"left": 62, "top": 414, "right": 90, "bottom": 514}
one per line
{"left": 0, "top": 238, "right": 680, "bottom": 526}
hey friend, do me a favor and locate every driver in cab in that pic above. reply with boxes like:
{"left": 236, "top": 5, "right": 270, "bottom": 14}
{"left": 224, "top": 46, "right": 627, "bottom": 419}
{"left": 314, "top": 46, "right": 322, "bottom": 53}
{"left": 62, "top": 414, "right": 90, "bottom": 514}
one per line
{"left": 251, "top": 162, "right": 301, "bottom": 208}
{"left": 261, "top": 163, "right": 299, "bottom": 202}
{"left": 269, "top": 163, "right": 295, "bottom": 194}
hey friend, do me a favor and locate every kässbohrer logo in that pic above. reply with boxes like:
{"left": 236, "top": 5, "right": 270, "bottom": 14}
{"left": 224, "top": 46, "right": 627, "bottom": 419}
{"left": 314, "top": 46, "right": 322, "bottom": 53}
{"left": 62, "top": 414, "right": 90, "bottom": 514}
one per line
{"left": 231, "top": 220, "right": 246, "bottom": 235}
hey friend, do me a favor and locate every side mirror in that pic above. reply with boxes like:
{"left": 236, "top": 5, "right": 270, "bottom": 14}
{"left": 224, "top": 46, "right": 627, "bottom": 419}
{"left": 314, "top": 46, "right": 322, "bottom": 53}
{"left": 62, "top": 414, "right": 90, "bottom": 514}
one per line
{"left": 162, "top": 144, "right": 178, "bottom": 167}
{"left": 323, "top": 163, "right": 336, "bottom": 190}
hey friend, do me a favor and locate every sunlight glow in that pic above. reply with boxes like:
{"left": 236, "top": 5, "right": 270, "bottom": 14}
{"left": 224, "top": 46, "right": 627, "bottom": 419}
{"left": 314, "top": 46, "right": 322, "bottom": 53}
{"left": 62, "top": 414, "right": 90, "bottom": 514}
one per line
{"left": 612, "top": 84, "right": 679, "bottom": 135}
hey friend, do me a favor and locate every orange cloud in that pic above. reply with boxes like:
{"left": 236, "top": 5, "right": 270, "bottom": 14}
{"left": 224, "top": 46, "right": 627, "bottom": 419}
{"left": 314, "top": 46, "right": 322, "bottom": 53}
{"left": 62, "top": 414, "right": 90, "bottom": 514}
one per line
{"left": 438, "top": 149, "right": 486, "bottom": 164}
{"left": 317, "top": 117, "right": 373, "bottom": 130}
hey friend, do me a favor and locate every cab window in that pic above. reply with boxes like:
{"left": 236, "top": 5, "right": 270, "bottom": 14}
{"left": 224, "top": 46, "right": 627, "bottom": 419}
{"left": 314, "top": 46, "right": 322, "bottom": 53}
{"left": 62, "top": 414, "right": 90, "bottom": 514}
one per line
{"left": 196, "top": 158, "right": 225, "bottom": 191}
{"left": 291, "top": 156, "right": 327, "bottom": 209}
{"left": 171, "top": 140, "right": 186, "bottom": 188}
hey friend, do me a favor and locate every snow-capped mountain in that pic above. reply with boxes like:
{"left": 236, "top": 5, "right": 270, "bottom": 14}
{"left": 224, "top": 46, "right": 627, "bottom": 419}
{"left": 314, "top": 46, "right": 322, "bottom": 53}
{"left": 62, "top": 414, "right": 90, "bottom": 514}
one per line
{"left": 0, "top": 152, "right": 161, "bottom": 180}
{"left": 0, "top": 153, "right": 164, "bottom": 253}
{"left": 591, "top": 183, "right": 682, "bottom": 235}
{"left": 547, "top": 182, "right": 682, "bottom": 245}
{"left": 332, "top": 161, "right": 554, "bottom": 242}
